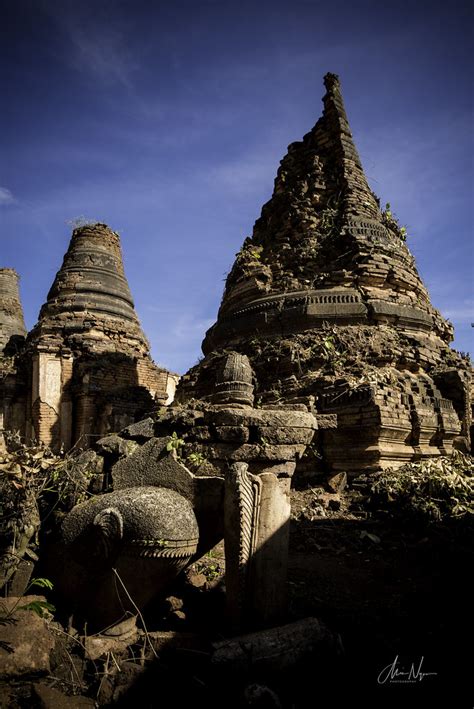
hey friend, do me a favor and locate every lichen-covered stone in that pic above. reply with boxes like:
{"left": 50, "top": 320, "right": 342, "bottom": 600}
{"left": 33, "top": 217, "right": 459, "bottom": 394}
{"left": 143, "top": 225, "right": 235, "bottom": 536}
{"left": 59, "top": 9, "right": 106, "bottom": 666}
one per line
{"left": 96, "top": 434, "right": 138, "bottom": 458}
{"left": 55, "top": 486, "right": 199, "bottom": 629}
{"left": 203, "top": 407, "right": 316, "bottom": 430}
{"left": 111, "top": 437, "right": 193, "bottom": 493}
{"left": 121, "top": 417, "right": 155, "bottom": 441}
{"left": 214, "top": 426, "right": 250, "bottom": 443}
{"left": 62, "top": 485, "right": 199, "bottom": 550}
{"left": 109, "top": 434, "right": 225, "bottom": 555}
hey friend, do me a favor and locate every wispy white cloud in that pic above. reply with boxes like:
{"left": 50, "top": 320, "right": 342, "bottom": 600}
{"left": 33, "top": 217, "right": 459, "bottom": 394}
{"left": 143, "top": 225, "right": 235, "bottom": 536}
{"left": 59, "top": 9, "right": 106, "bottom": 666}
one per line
{"left": 145, "top": 313, "right": 215, "bottom": 373}
{"left": 44, "top": 1, "right": 139, "bottom": 89}
{"left": 67, "top": 26, "right": 138, "bottom": 89}
{"left": 169, "top": 314, "right": 214, "bottom": 342}
{"left": 443, "top": 300, "right": 474, "bottom": 324}
{"left": 0, "top": 187, "right": 15, "bottom": 205}
{"left": 358, "top": 113, "right": 472, "bottom": 238}
{"left": 207, "top": 152, "right": 277, "bottom": 198}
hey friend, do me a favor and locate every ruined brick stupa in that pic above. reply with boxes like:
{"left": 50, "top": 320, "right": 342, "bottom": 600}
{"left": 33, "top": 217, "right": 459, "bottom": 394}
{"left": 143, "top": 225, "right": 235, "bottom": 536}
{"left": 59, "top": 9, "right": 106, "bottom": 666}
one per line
{"left": 0, "top": 268, "right": 26, "bottom": 354}
{"left": 23, "top": 223, "right": 172, "bottom": 450}
{"left": 0, "top": 269, "right": 27, "bottom": 436}
{"left": 178, "top": 74, "right": 471, "bottom": 472}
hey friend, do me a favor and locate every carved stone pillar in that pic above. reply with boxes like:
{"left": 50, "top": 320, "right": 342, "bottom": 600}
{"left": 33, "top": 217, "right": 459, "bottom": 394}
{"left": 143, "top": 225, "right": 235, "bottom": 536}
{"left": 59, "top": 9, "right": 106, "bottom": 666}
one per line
{"left": 225, "top": 462, "right": 290, "bottom": 631}
{"left": 31, "top": 351, "right": 62, "bottom": 448}
{"left": 30, "top": 350, "right": 74, "bottom": 450}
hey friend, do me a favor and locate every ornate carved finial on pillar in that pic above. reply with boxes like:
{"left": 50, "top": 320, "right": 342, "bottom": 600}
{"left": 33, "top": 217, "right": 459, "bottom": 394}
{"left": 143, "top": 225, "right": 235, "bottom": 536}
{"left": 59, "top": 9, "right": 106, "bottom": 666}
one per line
{"left": 210, "top": 352, "right": 254, "bottom": 407}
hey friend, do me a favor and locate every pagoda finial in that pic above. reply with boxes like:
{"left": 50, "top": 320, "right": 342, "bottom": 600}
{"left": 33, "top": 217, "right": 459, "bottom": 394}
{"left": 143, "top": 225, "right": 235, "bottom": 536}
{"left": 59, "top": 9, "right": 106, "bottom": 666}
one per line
{"left": 323, "top": 72, "right": 340, "bottom": 92}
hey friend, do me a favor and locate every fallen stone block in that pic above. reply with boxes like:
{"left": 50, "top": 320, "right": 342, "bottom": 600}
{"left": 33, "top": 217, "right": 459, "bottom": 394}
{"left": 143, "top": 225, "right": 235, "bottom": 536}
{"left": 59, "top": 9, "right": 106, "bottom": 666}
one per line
{"left": 0, "top": 596, "right": 55, "bottom": 679}
{"left": 96, "top": 434, "right": 138, "bottom": 458}
{"left": 33, "top": 683, "right": 95, "bottom": 709}
{"left": 121, "top": 417, "right": 155, "bottom": 441}
{"left": 211, "top": 617, "right": 339, "bottom": 675}
{"left": 327, "top": 471, "right": 347, "bottom": 493}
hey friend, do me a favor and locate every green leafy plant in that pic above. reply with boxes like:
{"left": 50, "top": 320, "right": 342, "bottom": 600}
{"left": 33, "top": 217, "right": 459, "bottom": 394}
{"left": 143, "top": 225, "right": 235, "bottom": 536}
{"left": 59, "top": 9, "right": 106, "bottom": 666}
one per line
{"left": 195, "top": 559, "right": 222, "bottom": 582}
{"left": 26, "top": 577, "right": 54, "bottom": 591}
{"left": 1, "top": 577, "right": 56, "bottom": 622}
{"left": 318, "top": 334, "right": 346, "bottom": 368}
{"left": 166, "top": 432, "right": 185, "bottom": 453}
{"left": 248, "top": 246, "right": 263, "bottom": 261}
{"left": 204, "top": 564, "right": 220, "bottom": 581}
{"left": 369, "top": 451, "right": 474, "bottom": 528}
{"left": 236, "top": 243, "right": 263, "bottom": 264}
{"left": 318, "top": 192, "right": 343, "bottom": 241}
{"left": 186, "top": 452, "right": 207, "bottom": 468}
{"left": 150, "top": 539, "right": 168, "bottom": 549}
{"left": 382, "top": 202, "right": 408, "bottom": 241}
{"left": 18, "top": 598, "right": 56, "bottom": 618}
{"left": 322, "top": 335, "right": 335, "bottom": 353}
{"left": 304, "top": 442, "right": 323, "bottom": 460}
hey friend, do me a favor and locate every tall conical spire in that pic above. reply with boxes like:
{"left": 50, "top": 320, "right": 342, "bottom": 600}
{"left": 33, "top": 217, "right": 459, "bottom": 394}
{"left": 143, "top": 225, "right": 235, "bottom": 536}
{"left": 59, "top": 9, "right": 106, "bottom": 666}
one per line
{"left": 202, "top": 73, "right": 451, "bottom": 353}
{"left": 31, "top": 223, "right": 150, "bottom": 355}
{"left": 0, "top": 268, "right": 26, "bottom": 354}
{"left": 178, "top": 74, "right": 470, "bottom": 471}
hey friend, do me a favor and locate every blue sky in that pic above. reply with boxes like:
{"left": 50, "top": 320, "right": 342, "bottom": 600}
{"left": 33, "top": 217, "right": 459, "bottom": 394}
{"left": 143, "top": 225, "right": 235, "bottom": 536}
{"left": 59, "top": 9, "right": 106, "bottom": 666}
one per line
{"left": 1, "top": 0, "right": 472, "bottom": 373}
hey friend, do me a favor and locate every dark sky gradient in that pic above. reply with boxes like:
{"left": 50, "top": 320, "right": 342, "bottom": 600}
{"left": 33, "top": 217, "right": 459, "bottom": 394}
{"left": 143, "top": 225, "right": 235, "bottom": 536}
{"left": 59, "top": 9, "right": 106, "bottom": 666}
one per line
{"left": 1, "top": 0, "right": 472, "bottom": 372}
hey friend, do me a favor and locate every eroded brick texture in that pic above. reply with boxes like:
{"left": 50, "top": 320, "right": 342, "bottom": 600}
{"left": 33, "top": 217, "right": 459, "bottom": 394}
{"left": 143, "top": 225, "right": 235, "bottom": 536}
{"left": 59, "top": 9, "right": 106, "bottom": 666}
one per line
{"left": 178, "top": 74, "right": 472, "bottom": 472}
{"left": 0, "top": 269, "right": 26, "bottom": 352}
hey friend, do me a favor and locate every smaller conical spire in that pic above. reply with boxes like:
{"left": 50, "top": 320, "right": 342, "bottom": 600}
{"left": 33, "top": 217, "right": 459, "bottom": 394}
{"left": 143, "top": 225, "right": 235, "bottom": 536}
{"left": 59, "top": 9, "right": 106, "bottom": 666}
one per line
{"left": 32, "top": 223, "right": 150, "bottom": 355}
{"left": 0, "top": 268, "right": 26, "bottom": 353}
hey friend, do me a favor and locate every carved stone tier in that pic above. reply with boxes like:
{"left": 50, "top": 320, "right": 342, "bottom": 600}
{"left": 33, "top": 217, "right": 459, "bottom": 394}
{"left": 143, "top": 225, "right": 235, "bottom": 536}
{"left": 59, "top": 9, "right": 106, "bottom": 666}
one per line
{"left": 150, "top": 404, "right": 317, "bottom": 486}
{"left": 210, "top": 352, "right": 254, "bottom": 407}
{"left": 319, "top": 371, "right": 462, "bottom": 472}
{"left": 204, "top": 287, "right": 438, "bottom": 353}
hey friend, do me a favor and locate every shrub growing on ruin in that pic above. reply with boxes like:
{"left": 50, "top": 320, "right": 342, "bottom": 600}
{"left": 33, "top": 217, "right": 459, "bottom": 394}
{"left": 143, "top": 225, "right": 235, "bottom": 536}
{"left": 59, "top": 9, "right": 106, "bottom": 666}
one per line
{"left": 369, "top": 451, "right": 473, "bottom": 530}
